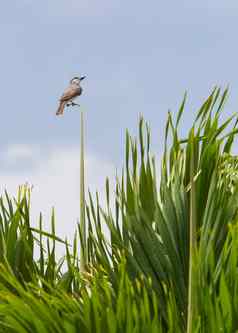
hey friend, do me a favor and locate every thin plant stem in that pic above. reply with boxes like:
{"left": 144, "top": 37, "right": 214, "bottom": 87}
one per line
{"left": 80, "top": 110, "right": 86, "bottom": 273}
{"left": 187, "top": 132, "right": 197, "bottom": 333}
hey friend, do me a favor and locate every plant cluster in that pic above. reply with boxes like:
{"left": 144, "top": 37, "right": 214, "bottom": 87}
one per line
{"left": 0, "top": 88, "right": 238, "bottom": 332}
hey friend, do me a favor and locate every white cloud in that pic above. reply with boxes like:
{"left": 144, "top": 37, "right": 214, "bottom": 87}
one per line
{"left": 3, "top": 144, "right": 34, "bottom": 161}
{"left": 0, "top": 144, "right": 116, "bottom": 249}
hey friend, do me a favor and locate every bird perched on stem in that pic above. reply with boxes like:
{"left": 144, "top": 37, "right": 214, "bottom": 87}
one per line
{"left": 56, "top": 76, "right": 86, "bottom": 115}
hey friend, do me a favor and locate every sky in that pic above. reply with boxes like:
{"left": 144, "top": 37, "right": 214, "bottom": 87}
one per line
{"left": 1, "top": 1, "right": 238, "bottom": 247}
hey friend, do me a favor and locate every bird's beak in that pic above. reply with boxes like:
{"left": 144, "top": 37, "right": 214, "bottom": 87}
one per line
{"left": 80, "top": 76, "right": 86, "bottom": 81}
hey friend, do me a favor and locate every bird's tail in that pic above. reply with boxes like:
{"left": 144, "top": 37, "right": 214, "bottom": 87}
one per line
{"left": 56, "top": 101, "right": 66, "bottom": 116}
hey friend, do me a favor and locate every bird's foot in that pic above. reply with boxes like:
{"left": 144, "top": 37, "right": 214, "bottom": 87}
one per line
{"left": 71, "top": 102, "right": 80, "bottom": 107}
{"left": 66, "top": 101, "right": 80, "bottom": 109}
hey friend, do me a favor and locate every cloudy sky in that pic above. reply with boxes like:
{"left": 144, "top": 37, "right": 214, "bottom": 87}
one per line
{"left": 1, "top": 1, "right": 238, "bottom": 242}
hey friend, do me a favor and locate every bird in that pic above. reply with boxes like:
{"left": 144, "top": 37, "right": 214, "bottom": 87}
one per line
{"left": 56, "top": 76, "right": 86, "bottom": 115}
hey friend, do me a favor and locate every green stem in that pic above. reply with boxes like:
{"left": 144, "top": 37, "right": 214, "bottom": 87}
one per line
{"left": 187, "top": 131, "right": 197, "bottom": 333}
{"left": 80, "top": 110, "right": 86, "bottom": 273}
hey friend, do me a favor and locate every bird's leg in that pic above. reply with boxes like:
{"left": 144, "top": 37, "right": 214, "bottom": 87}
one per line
{"left": 66, "top": 100, "right": 73, "bottom": 107}
{"left": 71, "top": 102, "right": 80, "bottom": 107}
{"left": 66, "top": 100, "right": 80, "bottom": 110}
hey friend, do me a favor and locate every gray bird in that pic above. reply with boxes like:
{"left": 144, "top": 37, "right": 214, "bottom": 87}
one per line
{"left": 56, "top": 76, "right": 86, "bottom": 115}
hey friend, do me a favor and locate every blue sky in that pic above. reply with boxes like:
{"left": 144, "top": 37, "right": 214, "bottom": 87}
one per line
{"left": 1, "top": 1, "right": 238, "bottom": 242}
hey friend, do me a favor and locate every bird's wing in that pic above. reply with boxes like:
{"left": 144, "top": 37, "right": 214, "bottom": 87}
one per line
{"left": 60, "top": 86, "right": 82, "bottom": 101}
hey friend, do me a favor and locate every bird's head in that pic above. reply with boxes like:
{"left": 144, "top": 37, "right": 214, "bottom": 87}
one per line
{"left": 70, "top": 76, "right": 86, "bottom": 85}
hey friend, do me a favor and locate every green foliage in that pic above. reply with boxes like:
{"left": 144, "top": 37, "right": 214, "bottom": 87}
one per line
{"left": 0, "top": 260, "right": 165, "bottom": 333}
{"left": 0, "top": 88, "right": 238, "bottom": 332}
